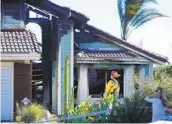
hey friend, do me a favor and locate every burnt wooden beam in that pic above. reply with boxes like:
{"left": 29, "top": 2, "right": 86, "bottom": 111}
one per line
{"left": 25, "top": 5, "right": 30, "bottom": 23}
{"left": 74, "top": 31, "right": 99, "bottom": 43}
{"left": 26, "top": 4, "right": 50, "bottom": 18}
{"left": 26, "top": 17, "right": 52, "bottom": 108}
{"left": 51, "top": 16, "right": 59, "bottom": 60}
{"left": 26, "top": 17, "right": 48, "bottom": 25}
{"left": 26, "top": 0, "right": 89, "bottom": 24}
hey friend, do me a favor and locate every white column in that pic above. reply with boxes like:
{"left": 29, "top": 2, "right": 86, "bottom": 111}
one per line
{"left": 139, "top": 66, "right": 145, "bottom": 91}
{"left": 124, "top": 65, "right": 134, "bottom": 98}
{"left": 77, "top": 64, "right": 89, "bottom": 104}
{"left": 57, "top": 43, "right": 62, "bottom": 115}
{"left": 149, "top": 62, "right": 154, "bottom": 81}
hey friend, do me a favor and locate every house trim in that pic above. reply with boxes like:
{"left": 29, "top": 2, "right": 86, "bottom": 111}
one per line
{"left": 1, "top": 54, "right": 40, "bottom": 61}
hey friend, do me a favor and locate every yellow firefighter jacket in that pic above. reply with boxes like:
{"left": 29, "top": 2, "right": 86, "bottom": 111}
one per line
{"left": 103, "top": 79, "right": 120, "bottom": 103}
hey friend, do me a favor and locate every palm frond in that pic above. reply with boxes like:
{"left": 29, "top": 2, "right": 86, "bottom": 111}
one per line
{"left": 117, "top": 0, "right": 127, "bottom": 38}
{"left": 117, "top": 0, "right": 167, "bottom": 40}
{"left": 140, "top": 0, "right": 157, "bottom": 6}
{"left": 126, "top": 9, "right": 166, "bottom": 39}
{"left": 126, "top": 8, "right": 166, "bottom": 33}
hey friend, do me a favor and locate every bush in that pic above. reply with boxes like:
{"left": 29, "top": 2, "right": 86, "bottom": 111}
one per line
{"left": 65, "top": 97, "right": 110, "bottom": 123}
{"left": 108, "top": 91, "right": 152, "bottom": 123}
{"left": 153, "top": 65, "right": 172, "bottom": 104}
{"left": 20, "top": 103, "right": 46, "bottom": 123}
{"left": 154, "top": 65, "right": 172, "bottom": 80}
{"left": 66, "top": 97, "right": 96, "bottom": 123}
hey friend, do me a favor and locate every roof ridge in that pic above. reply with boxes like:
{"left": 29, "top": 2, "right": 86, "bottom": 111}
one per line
{"left": 27, "top": 0, "right": 90, "bottom": 23}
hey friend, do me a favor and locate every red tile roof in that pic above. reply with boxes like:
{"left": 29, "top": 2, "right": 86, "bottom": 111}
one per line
{"left": 1, "top": 30, "right": 41, "bottom": 54}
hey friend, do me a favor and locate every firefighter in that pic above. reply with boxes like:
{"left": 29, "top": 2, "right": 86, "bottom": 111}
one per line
{"left": 104, "top": 71, "right": 121, "bottom": 104}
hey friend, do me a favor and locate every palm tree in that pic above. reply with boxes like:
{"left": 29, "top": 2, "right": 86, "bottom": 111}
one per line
{"left": 118, "top": 0, "right": 167, "bottom": 40}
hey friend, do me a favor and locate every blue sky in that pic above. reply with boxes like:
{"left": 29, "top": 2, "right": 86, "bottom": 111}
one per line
{"left": 27, "top": 0, "right": 172, "bottom": 63}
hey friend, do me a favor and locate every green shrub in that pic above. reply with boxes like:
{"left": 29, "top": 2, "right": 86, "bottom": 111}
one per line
{"left": 20, "top": 103, "right": 46, "bottom": 123}
{"left": 65, "top": 97, "right": 110, "bottom": 123}
{"left": 154, "top": 65, "right": 172, "bottom": 80}
{"left": 66, "top": 97, "right": 95, "bottom": 123}
{"left": 108, "top": 91, "right": 152, "bottom": 123}
{"left": 90, "top": 99, "right": 111, "bottom": 123}
{"left": 153, "top": 65, "right": 172, "bottom": 105}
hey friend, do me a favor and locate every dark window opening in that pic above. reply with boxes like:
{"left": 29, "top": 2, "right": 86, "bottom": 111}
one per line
{"left": 88, "top": 69, "right": 105, "bottom": 98}
{"left": 88, "top": 68, "right": 124, "bottom": 98}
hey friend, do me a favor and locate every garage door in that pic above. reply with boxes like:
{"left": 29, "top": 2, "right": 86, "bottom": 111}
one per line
{"left": 1, "top": 63, "right": 13, "bottom": 121}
